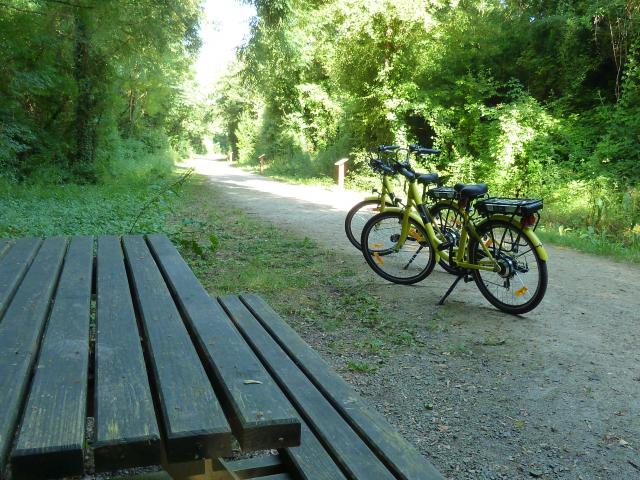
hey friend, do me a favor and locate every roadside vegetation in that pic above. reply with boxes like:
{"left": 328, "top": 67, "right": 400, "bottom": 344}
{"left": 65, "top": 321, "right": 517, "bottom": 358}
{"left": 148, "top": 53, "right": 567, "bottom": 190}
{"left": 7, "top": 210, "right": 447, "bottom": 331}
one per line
{"left": 172, "top": 175, "right": 424, "bottom": 364}
{"left": 1, "top": 0, "right": 638, "bottom": 267}
{"left": 0, "top": 180, "right": 172, "bottom": 238}
{"left": 214, "top": 0, "right": 640, "bottom": 262}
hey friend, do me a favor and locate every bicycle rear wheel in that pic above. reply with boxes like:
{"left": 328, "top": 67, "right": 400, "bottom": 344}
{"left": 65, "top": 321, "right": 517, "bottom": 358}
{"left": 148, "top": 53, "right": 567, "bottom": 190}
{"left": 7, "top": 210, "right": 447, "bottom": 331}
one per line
{"left": 345, "top": 199, "right": 381, "bottom": 250}
{"left": 470, "top": 219, "right": 548, "bottom": 314}
{"left": 361, "top": 212, "right": 436, "bottom": 285}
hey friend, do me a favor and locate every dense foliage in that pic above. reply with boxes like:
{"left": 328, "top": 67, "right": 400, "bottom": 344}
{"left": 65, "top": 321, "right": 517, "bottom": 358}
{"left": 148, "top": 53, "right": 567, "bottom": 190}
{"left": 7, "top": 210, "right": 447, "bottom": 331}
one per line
{"left": 0, "top": 0, "right": 204, "bottom": 182}
{"left": 216, "top": 0, "right": 640, "bottom": 247}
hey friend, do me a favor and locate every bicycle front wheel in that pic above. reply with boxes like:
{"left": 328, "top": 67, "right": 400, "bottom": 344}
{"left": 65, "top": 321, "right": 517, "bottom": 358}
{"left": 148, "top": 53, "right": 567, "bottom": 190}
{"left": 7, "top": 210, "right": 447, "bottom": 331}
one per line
{"left": 345, "top": 199, "right": 381, "bottom": 250}
{"left": 361, "top": 212, "right": 436, "bottom": 285}
{"left": 470, "top": 219, "right": 548, "bottom": 314}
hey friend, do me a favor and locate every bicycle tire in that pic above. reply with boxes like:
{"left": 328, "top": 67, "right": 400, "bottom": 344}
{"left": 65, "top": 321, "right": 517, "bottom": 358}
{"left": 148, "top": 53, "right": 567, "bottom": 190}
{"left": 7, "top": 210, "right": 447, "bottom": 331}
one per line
{"left": 430, "top": 203, "right": 465, "bottom": 275}
{"left": 470, "top": 219, "right": 548, "bottom": 314}
{"left": 345, "top": 199, "right": 382, "bottom": 250}
{"left": 361, "top": 212, "right": 436, "bottom": 285}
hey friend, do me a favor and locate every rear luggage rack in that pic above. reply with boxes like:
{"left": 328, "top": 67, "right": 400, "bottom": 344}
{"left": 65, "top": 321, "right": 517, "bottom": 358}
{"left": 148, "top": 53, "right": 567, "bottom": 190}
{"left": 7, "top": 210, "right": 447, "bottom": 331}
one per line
{"left": 427, "top": 186, "right": 457, "bottom": 200}
{"left": 476, "top": 197, "right": 543, "bottom": 217}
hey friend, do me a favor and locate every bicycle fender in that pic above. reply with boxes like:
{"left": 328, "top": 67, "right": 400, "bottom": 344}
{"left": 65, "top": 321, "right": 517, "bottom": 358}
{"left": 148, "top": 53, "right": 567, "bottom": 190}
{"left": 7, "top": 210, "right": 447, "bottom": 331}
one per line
{"left": 523, "top": 228, "right": 548, "bottom": 261}
{"left": 364, "top": 195, "right": 396, "bottom": 207}
{"left": 429, "top": 199, "right": 458, "bottom": 211}
{"left": 478, "top": 215, "right": 549, "bottom": 262}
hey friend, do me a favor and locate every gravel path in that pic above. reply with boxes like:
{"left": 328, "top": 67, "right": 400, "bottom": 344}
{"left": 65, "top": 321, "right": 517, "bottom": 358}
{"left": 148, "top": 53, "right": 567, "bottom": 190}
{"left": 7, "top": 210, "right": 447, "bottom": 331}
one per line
{"left": 185, "top": 156, "right": 640, "bottom": 480}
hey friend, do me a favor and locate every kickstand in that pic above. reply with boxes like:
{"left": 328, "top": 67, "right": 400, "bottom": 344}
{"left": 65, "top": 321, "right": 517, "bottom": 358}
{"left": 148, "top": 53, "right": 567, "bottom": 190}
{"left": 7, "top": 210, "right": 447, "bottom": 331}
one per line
{"left": 437, "top": 273, "right": 471, "bottom": 305}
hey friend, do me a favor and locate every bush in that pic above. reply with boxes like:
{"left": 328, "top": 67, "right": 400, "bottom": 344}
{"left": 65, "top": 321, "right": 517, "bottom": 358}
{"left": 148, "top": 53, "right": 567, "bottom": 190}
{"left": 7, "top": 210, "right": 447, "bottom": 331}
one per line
{"left": 95, "top": 130, "right": 176, "bottom": 183}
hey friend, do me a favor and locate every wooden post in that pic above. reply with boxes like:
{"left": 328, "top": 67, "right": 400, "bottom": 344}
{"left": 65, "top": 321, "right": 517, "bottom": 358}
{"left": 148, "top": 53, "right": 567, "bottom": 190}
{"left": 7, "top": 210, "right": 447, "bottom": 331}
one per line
{"left": 334, "top": 158, "right": 348, "bottom": 189}
{"left": 259, "top": 154, "right": 266, "bottom": 175}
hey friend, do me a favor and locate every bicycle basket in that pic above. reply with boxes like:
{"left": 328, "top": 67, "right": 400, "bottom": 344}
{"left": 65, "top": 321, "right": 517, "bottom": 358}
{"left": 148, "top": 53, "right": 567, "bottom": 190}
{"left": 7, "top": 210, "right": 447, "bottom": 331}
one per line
{"left": 475, "top": 197, "right": 543, "bottom": 217}
{"left": 427, "top": 186, "right": 457, "bottom": 200}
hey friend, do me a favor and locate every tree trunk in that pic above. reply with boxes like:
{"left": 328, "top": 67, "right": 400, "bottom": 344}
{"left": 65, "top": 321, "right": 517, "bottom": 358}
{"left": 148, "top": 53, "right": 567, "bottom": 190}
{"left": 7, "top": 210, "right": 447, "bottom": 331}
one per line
{"left": 73, "top": 12, "right": 95, "bottom": 176}
{"left": 128, "top": 86, "right": 137, "bottom": 137}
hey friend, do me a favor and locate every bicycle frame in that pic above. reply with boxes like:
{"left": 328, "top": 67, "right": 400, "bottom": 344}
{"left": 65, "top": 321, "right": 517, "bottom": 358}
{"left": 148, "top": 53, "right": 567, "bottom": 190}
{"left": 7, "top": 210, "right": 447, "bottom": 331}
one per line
{"left": 385, "top": 177, "right": 550, "bottom": 272}
{"left": 382, "top": 179, "right": 501, "bottom": 272}
{"left": 362, "top": 173, "right": 402, "bottom": 212}
{"left": 447, "top": 210, "right": 500, "bottom": 272}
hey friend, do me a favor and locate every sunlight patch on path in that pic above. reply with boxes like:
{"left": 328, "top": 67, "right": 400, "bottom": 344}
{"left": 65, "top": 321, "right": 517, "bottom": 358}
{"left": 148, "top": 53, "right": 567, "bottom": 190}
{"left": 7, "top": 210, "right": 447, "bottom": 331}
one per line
{"left": 184, "top": 156, "right": 363, "bottom": 212}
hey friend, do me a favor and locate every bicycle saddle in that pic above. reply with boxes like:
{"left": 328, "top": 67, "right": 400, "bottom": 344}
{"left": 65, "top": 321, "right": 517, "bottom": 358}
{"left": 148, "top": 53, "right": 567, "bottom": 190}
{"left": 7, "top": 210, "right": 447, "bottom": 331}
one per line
{"left": 417, "top": 173, "right": 439, "bottom": 185}
{"left": 457, "top": 183, "right": 488, "bottom": 199}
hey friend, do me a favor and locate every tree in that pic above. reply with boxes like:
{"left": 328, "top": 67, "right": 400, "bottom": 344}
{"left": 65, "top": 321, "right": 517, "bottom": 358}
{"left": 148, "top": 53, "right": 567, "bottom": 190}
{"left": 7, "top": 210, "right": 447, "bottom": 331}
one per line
{"left": 0, "top": 0, "right": 204, "bottom": 181}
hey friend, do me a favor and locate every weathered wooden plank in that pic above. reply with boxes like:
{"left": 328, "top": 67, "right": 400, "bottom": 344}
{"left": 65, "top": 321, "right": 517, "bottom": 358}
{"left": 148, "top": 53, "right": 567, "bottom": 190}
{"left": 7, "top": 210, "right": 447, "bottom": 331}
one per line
{"left": 123, "top": 235, "right": 233, "bottom": 462}
{"left": 0, "top": 237, "right": 41, "bottom": 322}
{"left": 146, "top": 234, "right": 300, "bottom": 452}
{"left": 0, "top": 237, "right": 67, "bottom": 475}
{"left": 220, "top": 454, "right": 283, "bottom": 479}
{"left": 241, "top": 294, "right": 444, "bottom": 480}
{"left": 220, "top": 295, "right": 392, "bottom": 480}
{"left": 11, "top": 237, "right": 94, "bottom": 479}
{"left": 94, "top": 236, "right": 161, "bottom": 471}
{"left": 281, "top": 422, "right": 347, "bottom": 480}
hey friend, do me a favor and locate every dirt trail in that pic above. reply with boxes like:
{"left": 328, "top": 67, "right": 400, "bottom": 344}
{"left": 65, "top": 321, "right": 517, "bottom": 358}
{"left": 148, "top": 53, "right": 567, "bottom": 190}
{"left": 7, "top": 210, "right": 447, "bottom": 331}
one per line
{"left": 185, "top": 156, "right": 640, "bottom": 480}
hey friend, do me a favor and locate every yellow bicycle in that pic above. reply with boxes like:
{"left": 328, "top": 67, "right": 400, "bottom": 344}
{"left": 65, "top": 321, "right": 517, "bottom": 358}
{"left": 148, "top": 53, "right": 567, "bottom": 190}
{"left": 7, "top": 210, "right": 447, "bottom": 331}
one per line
{"left": 345, "top": 144, "right": 447, "bottom": 251}
{"left": 361, "top": 164, "right": 548, "bottom": 314}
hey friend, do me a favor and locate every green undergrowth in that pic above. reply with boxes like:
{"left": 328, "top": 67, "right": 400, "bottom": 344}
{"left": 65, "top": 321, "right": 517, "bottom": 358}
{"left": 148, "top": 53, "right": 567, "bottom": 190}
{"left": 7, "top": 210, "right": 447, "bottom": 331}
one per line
{"left": 171, "top": 175, "right": 425, "bottom": 364}
{"left": 537, "top": 228, "right": 640, "bottom": 264}
{"left": 0, "top": 177, "right": 177, "bottom": 238}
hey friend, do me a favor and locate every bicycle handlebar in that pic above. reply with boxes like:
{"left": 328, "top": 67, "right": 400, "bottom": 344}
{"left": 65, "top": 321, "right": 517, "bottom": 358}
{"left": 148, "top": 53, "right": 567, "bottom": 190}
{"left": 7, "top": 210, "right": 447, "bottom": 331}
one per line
{"left": 409, "top": 144, "right": 441, "bottom": 155}
{"left": 369, "top": 143, "right": 440, "bottom": 177}
{"left": 378, "top": 145, "right": 401, "bottom": 153}
{"left": 421, "top": 148, "right": 441, "bottom": 155}
{"left": 397, "top": 166, "right": 415, "bottom": 180}
{"left": 370, "top": 158, "right": 396, "bottom": 175}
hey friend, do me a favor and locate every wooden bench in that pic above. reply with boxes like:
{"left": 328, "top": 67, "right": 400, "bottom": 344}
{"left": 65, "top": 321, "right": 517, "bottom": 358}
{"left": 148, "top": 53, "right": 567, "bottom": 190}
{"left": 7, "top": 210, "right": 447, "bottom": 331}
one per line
{"left": 0, "top": 235, "right": 443, "bottom": 480}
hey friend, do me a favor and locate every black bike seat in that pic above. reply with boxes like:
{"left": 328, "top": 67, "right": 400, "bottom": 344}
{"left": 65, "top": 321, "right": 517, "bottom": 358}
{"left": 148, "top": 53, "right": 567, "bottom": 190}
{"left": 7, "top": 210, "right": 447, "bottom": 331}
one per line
{"left": 417, "top": 173, "right": 439, "bottom": 185}
{"left": 459, "top": 183, "right": 488, "bottom": 199}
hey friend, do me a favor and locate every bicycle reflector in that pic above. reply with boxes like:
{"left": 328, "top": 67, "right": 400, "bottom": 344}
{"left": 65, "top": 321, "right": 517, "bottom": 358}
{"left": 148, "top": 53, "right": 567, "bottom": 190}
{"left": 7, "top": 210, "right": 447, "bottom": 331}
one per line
{"left": 522, "top": 214, "right": 537, "bottom": 227}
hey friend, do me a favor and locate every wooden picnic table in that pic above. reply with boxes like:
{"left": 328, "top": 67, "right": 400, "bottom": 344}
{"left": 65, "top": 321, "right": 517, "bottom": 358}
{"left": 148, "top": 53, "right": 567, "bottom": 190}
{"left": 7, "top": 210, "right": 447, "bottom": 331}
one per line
{"left": 0, "top": 235, "right": 443, "bottom": 480}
